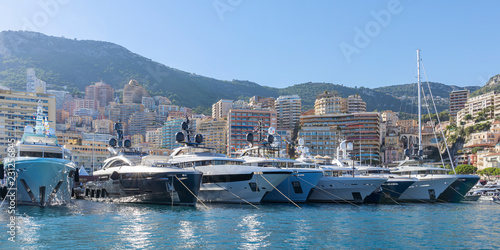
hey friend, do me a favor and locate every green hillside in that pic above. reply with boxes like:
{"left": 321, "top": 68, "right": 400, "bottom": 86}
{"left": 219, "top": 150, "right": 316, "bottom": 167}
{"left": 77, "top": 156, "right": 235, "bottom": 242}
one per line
{"left": 0, "top": 31, "right": 480, "bottom": 114}
{"left": 375, "top": 82, "right": 480, "bottom": 99}
{"left": 471, "top": 74, "right": 500, "bottom": 97}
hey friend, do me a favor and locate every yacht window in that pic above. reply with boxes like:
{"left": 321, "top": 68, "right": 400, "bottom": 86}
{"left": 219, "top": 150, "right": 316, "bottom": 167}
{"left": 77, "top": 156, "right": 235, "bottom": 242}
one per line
{"left": 20, "top": 151, "right": 43, "bottom": 157}
{"left": 44, "top": 152, "right": 63, "bottom": 159}
{"left": 107, "top": 160, "right": 127, "bottom": 168}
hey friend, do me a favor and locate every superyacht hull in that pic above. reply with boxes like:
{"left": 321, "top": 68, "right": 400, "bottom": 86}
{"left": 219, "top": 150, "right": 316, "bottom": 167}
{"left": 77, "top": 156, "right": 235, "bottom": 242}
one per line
{"left": 397, "top": 177, "right": 457, "bottom": 202}
{"left": 308, "top": 177, "right": 386, "bottom": 203}
{"left": 85, "top": 170, "right": 202, "bottom": 206}
{"left": 437, "top": 175, "right": 480, "bottom": 202}
{"left": 261, "top": 169, "right": 323, "bottom": 203}
{"left": 8, "top": 157, "right": 76, "bottom": 206}
{"left": 364, "top": 179, "right": 415, "bottom": 203}
{"left": 195, "top": 166, "right": 292, "bottom": 204}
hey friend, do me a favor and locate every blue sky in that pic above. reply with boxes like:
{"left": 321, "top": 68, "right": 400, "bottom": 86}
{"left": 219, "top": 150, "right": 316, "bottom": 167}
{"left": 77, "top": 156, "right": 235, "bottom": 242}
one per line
{"left": 0, "top": 0, "right": 498, "bottom": 89}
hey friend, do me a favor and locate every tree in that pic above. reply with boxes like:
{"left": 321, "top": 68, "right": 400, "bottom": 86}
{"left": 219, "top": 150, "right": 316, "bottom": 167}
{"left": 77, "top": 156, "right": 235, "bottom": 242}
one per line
{"left": 471, "top": 147, "right": 483, "bottom": 154}
{"left": 453, "top": 164, "right": 477, "bottom": 174}
{"left": 465, "top": 114, "right": 472, "bottom": 120}
{"left": 478, "top": 167, "right": 500, "bottom": 179}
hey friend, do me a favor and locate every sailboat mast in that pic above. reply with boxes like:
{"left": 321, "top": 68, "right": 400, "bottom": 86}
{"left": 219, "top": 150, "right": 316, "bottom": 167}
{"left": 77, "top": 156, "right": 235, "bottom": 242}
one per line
{"left": 417, "top": 49, "right": 422, "bottom": 157}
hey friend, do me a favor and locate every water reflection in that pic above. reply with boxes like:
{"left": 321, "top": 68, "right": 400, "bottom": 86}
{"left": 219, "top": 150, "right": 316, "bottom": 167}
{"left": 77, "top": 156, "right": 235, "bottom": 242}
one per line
{"left": 238, "top": 214, "right": 270, "bottom": 249}
{"left": 116, "top": 206, "right": 153, "bottom": 248}
{"left": 0, "top": 200, "right": 499, "bottom": 248}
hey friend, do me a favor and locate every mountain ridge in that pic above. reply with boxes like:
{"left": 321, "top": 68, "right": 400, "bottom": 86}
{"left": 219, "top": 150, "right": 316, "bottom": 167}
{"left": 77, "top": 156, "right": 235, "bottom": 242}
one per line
{"left": 0, "top": 30, "right": 484, "bottom": 114}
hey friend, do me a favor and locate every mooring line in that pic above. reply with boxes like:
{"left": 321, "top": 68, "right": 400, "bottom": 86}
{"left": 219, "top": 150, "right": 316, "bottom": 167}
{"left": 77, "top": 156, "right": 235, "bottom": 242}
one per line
{"left": 175, "top": 175, "right": 208, "bottom": 209}
{"left": 260, "top": 174, "right": 301, "bottom": 209}
{"left": 297, "top": 176, "right": 360, "bottom": 208}
{"left": 214, "top": 183, "right": 260, "bottom": 209}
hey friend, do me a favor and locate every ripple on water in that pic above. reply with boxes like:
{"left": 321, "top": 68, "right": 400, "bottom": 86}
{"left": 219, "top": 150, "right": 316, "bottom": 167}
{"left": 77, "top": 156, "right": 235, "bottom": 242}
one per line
{"left": 1, "top": 200, "right": 500, "bottom": 249}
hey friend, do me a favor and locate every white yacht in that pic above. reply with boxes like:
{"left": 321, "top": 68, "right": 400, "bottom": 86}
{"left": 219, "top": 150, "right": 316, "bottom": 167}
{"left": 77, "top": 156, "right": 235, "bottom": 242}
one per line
{"left": 355, "top": 165, "right": 416, "bottom": 203}
{"left": 390, "top": 161, "right": 457, "bottom": 202}
{"left": 84, "top": 123, "right": 203, "bottom": 206}
{"left": 465, "top": 181, "right": 500, "bottom": 202}
{"left": 2, "top": 101, "right": 77, "bottom": 206}
{"left": 329, "top": 140, "right": 415, "bottom": 203}
{"left": 143, "top": 119, "right": 292, "bottom": 204}
{"left": 239, "top": 146, "right": 323, "bottom": 203}
{"left": 306, "top": 165, "right": 387, "bottom": 203}
{"left": 294, "top": 142, "right": 386, "bottom": 203}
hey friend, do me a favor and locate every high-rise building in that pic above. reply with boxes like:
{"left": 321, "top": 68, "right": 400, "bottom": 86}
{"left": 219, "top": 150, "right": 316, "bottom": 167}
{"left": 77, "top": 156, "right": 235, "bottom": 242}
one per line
{"left": 0, "top": 89, "right": 55, "bottom": 158}
{"left": 197, "top": 118, "right": 227, "bottom": 154}
{"left": 449, "top": 90, "right": 469, "bottom": 117}
{"left": 128, "top": 111, "right": 158, "bottom": 137}
{"left": 26, "top": 68, "right": 46, "bottom": 94}
{"left": 346, "top": 94, "right": 367, "bottom": 113}
{"left": 314, "top": 91, "right": 343, "bottom": 115}
{"left": 161, "top": 118, "right": 186, "bottom": 149}
{"left": 212, "top": 99, "right": 233, "bottom": 119}
{"left": 85, "top": 81, "right": 114, "bottom": 108}
{"left": 92, "top": 119, "right": 114, "bottom": 134}
{"left": 299, "top": 112, "right": 381, "bottom": 162}
{"left": 227, "top": 109, "right": 277, "bottom": 156}
{"left": 104, "top": 102, "right": 144, "bottom": 134}
{"left": 297, "top": 125, "right": 341, "bottom": 157}
{"left": 75, "top": 98, "right": 100, "bottom": 111}
{"left": 142, "top": 96, "right": 156, "bottom": 111}
{"left": 457, "top": 91, "right": 495, "bottom": 124}
{"left": 123, "top": 79, "right": 150, "bottom": 104}
{"left": 275, "top": 95, "right": 301, "bottom": 131}
{"left": 146, "top": 127, "right": 163, "bottom": 148}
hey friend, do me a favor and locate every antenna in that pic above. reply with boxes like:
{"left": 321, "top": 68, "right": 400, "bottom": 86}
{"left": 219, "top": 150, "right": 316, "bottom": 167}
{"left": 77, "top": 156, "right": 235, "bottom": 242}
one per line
{"left": 417, "top": 49, "right": 423, "bottom": 159}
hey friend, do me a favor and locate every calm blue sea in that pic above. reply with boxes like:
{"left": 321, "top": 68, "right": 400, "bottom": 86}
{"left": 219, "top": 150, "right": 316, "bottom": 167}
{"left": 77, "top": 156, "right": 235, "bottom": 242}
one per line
{"left": 1, "top": 200, "right": 500, "bottom": 249}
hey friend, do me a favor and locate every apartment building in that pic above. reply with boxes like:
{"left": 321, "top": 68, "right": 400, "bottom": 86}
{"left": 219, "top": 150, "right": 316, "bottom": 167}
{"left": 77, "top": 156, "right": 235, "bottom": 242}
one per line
{"left": 0, "top": 89, "right": 55, "bottom": 158}
{"left": 299, "top": 112, "right": 381, "bottom": 162}
{"left": 275, "top": 95, "right": 301, "bottom": 131}
{"left": 227, "top": 109, "right": 277, "bottom": 156}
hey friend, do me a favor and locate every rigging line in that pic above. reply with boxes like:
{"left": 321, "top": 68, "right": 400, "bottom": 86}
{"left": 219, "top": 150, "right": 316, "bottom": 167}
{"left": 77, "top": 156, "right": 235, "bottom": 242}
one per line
{"left": 421, "top": 60, "right": 457, "bottom": 174}
{"left": 174, "top": 175, "right": 208, "bottom": 209}
{"left": 213, "top": 182, "right": 260, "bottom": 209}
{"left": 379, "top": 186, "right": 402, "bottom": 206}
{"left": 296, "top": 176, "right": 360, "bottom": 207}
{"left": 259, "top": 174, "right": 301, "bottom": 209}
{"left": 420, "top": 83, "right": 446, "bottom": 167}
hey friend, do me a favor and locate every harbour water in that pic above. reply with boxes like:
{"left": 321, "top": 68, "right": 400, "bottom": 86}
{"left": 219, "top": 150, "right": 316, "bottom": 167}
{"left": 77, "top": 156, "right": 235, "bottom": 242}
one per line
{"left": 1, "top": 201, "right": 500, "bottom": 249}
